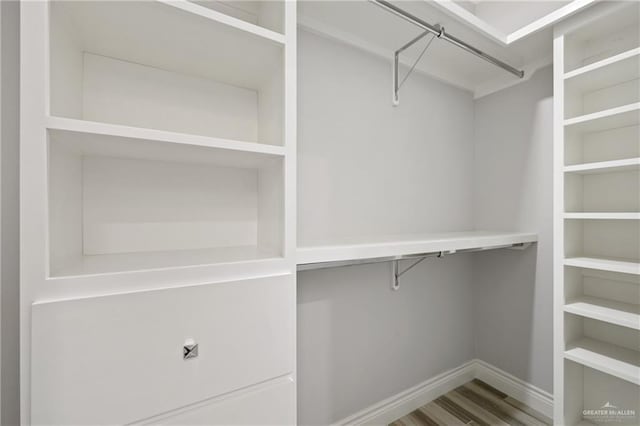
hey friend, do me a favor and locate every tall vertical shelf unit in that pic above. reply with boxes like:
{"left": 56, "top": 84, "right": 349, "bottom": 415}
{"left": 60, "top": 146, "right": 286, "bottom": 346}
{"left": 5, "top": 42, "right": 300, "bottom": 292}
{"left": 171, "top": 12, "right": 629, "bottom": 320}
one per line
{"left": 20, "top": 0, "right": 296, "bottom": 424}
{"left": 554, "top": 2, "right": 640, "bottom": 425}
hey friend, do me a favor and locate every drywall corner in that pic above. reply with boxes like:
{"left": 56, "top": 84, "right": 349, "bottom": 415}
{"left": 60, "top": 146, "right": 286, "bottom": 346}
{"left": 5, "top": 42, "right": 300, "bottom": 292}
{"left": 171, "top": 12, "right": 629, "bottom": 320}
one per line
{"left": 472, "top": 65, "right": 554, "bottom": 394}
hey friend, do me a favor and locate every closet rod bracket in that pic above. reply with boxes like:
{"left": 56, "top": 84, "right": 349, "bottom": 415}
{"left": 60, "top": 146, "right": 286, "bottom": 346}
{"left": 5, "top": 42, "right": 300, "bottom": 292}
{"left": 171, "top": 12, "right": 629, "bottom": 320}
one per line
{"left": 393, "top": 25, "right": 441, "bottom": 106}
{"left": 392, "top": 250, "right": 446, "bottom": 290}
{"left": 507, "top": 242, "right": 531, "bottom": 251}
{"left": 372, "top": 0, "right": 525, "bottom": 100}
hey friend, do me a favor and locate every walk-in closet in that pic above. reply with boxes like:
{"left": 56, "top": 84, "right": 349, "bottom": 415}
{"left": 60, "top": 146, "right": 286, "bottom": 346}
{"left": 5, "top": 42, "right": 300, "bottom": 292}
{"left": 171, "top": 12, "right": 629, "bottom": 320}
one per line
{"left": 2, "top": 0, "right": 638, "bottom": 425}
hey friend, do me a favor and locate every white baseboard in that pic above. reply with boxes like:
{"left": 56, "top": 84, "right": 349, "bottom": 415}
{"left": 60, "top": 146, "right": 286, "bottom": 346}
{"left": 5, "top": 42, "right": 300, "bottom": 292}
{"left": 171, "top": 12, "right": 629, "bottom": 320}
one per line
{"left": 473, "top": 359, "right": 553, "bottom": 420}
{"left": 333, "top": 360, "right": 476, "bottom": 426}
{"left": 333, "top": 359, "right": 553, "bottom": 425}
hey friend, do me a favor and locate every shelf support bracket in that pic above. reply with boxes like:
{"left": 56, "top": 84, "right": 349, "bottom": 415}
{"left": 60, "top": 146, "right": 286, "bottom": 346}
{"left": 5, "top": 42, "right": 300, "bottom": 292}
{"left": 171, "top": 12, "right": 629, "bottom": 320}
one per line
{"left": 507, "top": 242, "right": 531, "bottom": 251}
{"left": 392, "top": 251, "right": 445, "bottom": 290}
{"left": 393, "top": 26, "right": 441, "bottom": 106}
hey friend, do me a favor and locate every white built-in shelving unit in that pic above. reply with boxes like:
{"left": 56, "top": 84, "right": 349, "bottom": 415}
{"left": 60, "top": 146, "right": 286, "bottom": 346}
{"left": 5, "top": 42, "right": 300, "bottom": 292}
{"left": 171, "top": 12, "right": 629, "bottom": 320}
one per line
{"left": 554, "top": 2, "right": 640, "bottom": 424}
{"left": 21, "top": 0, "right": 296, "bottom": 424}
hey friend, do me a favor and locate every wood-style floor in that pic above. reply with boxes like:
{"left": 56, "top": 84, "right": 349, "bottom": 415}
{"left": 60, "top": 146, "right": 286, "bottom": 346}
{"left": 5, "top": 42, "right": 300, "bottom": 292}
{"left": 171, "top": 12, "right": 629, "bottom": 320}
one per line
{"left": 389, "top": 379, "right": 552, "bottom": 426}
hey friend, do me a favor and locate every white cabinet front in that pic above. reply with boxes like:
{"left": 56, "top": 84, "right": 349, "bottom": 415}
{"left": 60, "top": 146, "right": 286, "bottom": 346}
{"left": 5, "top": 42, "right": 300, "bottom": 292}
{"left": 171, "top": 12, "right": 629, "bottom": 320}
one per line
{"left": 30, "top": 274, "right": 294, "bottom": 425}
{"left": 141, "top": 376, "right": 296, "bottom": 425}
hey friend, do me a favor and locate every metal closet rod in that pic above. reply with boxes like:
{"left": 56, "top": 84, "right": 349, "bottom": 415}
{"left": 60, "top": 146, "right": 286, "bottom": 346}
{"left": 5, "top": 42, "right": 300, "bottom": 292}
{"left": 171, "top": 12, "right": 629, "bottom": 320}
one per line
{"left": 370, "top": 0, "right": 525, "bottom": 79}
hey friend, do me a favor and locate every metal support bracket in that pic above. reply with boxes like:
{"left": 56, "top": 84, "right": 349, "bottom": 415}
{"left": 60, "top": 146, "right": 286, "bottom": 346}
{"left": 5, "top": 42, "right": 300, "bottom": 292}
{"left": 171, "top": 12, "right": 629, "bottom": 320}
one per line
{"left": 373, "top": 0, "right": 524, "bottom": 105}
{"left": 393, "top": 25, "right": 442, "bottom": 106}
{"left": 507, "top": 242, "right": 531, "bottom": 251}
{"left": 392, "top": 251, "right": 446, "bottom": 290}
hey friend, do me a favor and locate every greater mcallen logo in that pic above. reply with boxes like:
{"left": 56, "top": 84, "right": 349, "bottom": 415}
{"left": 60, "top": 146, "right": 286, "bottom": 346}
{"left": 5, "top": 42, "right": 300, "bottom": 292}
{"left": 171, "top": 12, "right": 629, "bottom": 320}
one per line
{"left": 583, "top": 402, "right": 637, "bottom": 423}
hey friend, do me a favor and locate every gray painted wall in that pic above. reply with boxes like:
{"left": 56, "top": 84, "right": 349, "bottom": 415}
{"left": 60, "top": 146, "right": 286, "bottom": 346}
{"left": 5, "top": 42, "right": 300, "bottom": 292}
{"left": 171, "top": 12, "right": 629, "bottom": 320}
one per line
{"left": 1, "top": 2, "right": 20, "bottom": 424}
{"left": 297, "top": 29, "right": 554, "bottom": 424}
{"left": 297, "top": 31, "right": 475, "bottom": 246}
{"left": 298, "top": 257, "right": 475, "bottom": 424}
{"left": 297, "top": 30, "right": 476, "bottom": 425}
{"left": 472, "top": 66, "right": 554, "bottom": 393}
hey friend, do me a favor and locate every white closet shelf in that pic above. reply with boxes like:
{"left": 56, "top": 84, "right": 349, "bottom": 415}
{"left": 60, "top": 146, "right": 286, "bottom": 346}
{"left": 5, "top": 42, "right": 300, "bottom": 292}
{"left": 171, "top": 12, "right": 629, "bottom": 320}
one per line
{"left": 564, "top": 158, "right": 640, "bottom": 174}
{"left": 565, "top": 257, "right": 640, "bottom": 275}
{"left": 565, "top": 338, "right": 640, "bottom": 385}
{"left": 564, "top": 213, "right": 640, "bottom": 220}
{"left": 297, "top": 231, "right": 537, "bottom": 266}
{"left": 563, "top": 103, "right": 640, "bottom": 133}
{"left": 564, "top": 47, "right": 640, "bottom": 90}
{"left": 50, "top": 246, "right": 282, "bottom": 278}
{"left": 47, "top": 117, "right": 284, "bottom": 170}
{"left": 46, "top": 116, "right": 286, "bottom": 159}
{"left": 52, "top": 0, "right": 283, "bottom": 89}
{"left": 565, "top": 296, "right": 640, "bottom": 330}
{"left": 158, "top": 0, "right": 285, "bottom": 44}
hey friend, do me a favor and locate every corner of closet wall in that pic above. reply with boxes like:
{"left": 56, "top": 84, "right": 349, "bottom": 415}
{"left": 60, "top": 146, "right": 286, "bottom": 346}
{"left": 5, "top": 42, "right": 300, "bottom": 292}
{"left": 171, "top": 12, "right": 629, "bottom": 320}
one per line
{"left": 471, "top": 64, "right": 554, "bottom": 393}
{"left": 553, "top": 2, "right": 640, "bottom": 425}
{"left": 20, "top": 0, "right": 296, "bottom": 424}
{"left": 296, "top": 23, "right": 479, "bottom": 426}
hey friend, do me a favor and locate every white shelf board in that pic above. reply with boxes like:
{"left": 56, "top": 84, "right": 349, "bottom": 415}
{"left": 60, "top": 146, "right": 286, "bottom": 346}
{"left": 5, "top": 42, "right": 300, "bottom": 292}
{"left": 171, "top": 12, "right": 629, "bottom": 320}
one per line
{"left": 565, "top": 213, "right": 640, "bottom": 220}
{"left": 39, "top": 257, "right": 291, "bottom": 302}
{"left": 565, "top": 338, "right": 640, "bottom": 385}
{"left": 47, "top": 116, "right": 285, "bottom": 158}
{"left": 564, "top": 47, "right": 640, "bottom": 91}
{"left": 158, "top": 0, "right": 285, "bottom": 44}
{"left": 565, "top": 296, "right": 640, "bottom": 330}
{"left": 564, "top": 158, "right": 640, "bottom": 174}
{"left": 564, "top": 103, "right": 640, "bottom": 133}
{"left": 297, "top": 231, "right": 537, "bottom": 266}
{"left": 50, "top": 246, "right": 282, "bottom": 278}
{"left": 52, "top": 0, "right": 283, "bottom": 89}
{"left": 47, "top": 117, "right": 283, "bottom": 170}
{"left": 565, "top": 257, "right": 640, "bottom": 275}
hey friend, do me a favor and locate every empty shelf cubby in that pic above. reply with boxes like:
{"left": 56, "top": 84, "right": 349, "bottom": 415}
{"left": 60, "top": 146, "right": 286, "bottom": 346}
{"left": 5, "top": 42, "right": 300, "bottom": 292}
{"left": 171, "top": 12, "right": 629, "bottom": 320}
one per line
{"left": 564, "top": 314, "right": 640, "bottom": 386}
{"left": 563, "top": 4, "right": 639, "bottom": 74}
{"left": 563, "top": 360, "right": 640, "bottom": 425}
{"left": 47, "top": 128, "right": 284, "bottom": 277}
{"left": 49, "top": 0, "right": 284, "bottom": 145}
{"left": 564, "top": 267, "right": 640, "bottom": 330}
{"left": 565, "top": 220, "right": 640, "bottom": 264}
{"left": 564, "top": 124, "right": 639, "bottom": 167}
{"left": 564, "top": 50, "right": 639, "bottom": 120}
{"left": 564, "top": 168, "right": 640, "bottom": 214}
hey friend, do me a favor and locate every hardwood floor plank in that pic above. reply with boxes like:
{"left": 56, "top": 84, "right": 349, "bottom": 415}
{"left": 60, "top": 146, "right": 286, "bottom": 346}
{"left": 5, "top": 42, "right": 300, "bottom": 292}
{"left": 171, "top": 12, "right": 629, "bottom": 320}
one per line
{"left": 435, "top": 395, "right": 488, "bottom": 425}
{"left": 420, "top": 402, "right": 467, "bottom": 426}
{"left": 455, "top": 385, "right": 525, "bottom": 425}
{"left": 389, "top": 380, "right": 551, "bottom": 426}
{"left": 504, "top": 397, "right": 552, "bottom": 425}
{"left": 471, "top": 379, "right": 508, "bottom": 399}
{"left": 390, "top": 413, "right": 422, "bottom": 426}
{"left": 462, "top": 382, "right": 547, "bottom": 426}
{"left": 411, "top": 407, "right": 442, "bottom": 426}
{"left": 446, "top": 390, "right": 511, "bottom": 426}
